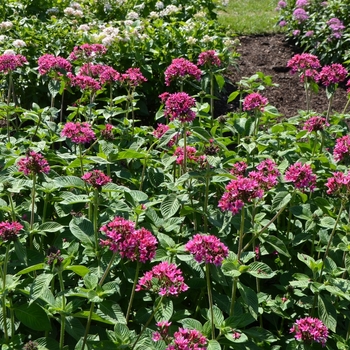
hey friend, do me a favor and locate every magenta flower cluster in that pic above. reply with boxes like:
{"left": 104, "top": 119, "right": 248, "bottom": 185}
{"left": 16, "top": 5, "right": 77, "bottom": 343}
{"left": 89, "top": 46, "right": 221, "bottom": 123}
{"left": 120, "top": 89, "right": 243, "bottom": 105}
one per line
{"left": 163, "top": 92, "right": 196, "bottom": 123}
{"left": 120, "top": 67, "right": 147, "bottom": 88}
{"left": 167, "top": 328, "right": 208, "bottom": 350}
{"left": 164, "top": 58, "right": 202, "bottom": 86}
{"left": 82, "top": 170, "right": 112, "bottom": 188}
{"left": 61, "top": 121, "right": 96, "bottom": 144}
{"left": 284, "top": 162, "right": 316, "bottom": 192}
{"left": 295, "top": 0, "right": 309, "bottom": 7}
{"left": 290, "top": 317, "right": 328, "bottom": 347}
{"left": 185, "top": 234, "right": 229, "bottom": 266}
{"left": 317, "top": 63, "right": 348, "bottom": 87}
{"left": 136, "top": 261, "right": 188, "bottom": 296}
{"left": 333, "top": 135, "right": 350, "bottom": 163}
{"left": 17, "top": 151, "right": 50, "bottom": 176}
{"left": 325, "top": 171, "right": 350, "bottom": 196}
{"left": 0, "top": 221, "right": 23, "bottom": 242}
{"left": 287, "top": 53, "right": 321, "bottom": 75}
{"left": 197, "top": 50, "right": 221, "bottom": 67}
{"left": 68, "top": 43, "right": 107, "bottom": 61}
{"left": 303, "top": 116, "right": 329, "bottom": 132}
{"left": 174, "top": 146, "right": 198, "bottom": 165}
{"left": 230, "top": 161, "right": 248, "bottom": 177}
{"left": 101, "top": 124, "right": 114, "bottom": 141}
{"left": 38, "top": 54, "right": 72, "bottom": 76}
{"left": 218, "top": 176, "right": 264, "bottom": 215}
{"left": 327, "top": 17, "right": 345, "bottom": 39}
{"left": 249, "top": 159, "right": 280, "bottom": 190}
{"left": 69, "top": 73, "right": 101, "bottom": 92}
{"left": 242, "top": 93, "right": 268, "bottom": 112}
{"left": 100, "top": 217, "right": 157, "bottom": 263}
{"left": 0, "top": 53, "right": 27, "bottom": 73}
{"left": 293, "top": 8, "right": 309, "bottom": 22}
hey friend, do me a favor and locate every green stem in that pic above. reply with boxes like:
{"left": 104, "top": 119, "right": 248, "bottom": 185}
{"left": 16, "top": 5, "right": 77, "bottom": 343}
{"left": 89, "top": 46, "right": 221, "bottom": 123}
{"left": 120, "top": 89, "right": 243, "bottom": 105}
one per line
{"left": 93, "top": 189, "right": 99, "bottom": 253}
{"left": 32, "top": 110, "right": 43, "bottom": 142}
{"left": 7, "top": 194, "right": 16, "bottom": 222}
{"left": 2, "top": 244, "right": 10, "bottom": 344}
{"left": 30, "top": 174, "right": 37, "bottom": 249}
{"left": 131, "top": 296, "right": 164, "bottom": 350}
{"left": 304, "top": 79, "right": 310, "bottom": 113}
{"left": 6, "top": 72, "right": 13, "bottom": 143}
{"left": 79, "top": 144, "right": 84, "bottom": 178}
{"left": 342, "top": 98, "right": 350, "bottom": 115}
{"left": 126, "top": 261, "right": 141, "bottom": 324}
{"left": 183, "top": 123, "right": 187, "bottom": 174}
{"left": 210, "top": 72, "right": 214, "bottom": 129}
{"left": 203, "top": 165, "right": 210, "bottom": 233}
{"left": 206, "top": 264, "right": 215, "bottom": 339}
{"left": 139, "top": 141, "right": 158, "bottom": 191}
{"left": 60, "top": 89, "right": 65, "bottom": 123}
{"left": 9, "top": 296, "right": 14, "bottom": 339}
{"left": 325, "top": 94, "right": 334, "bottom": 122}
{"left": 57, "top": 269, "right": 66, "bottom": 350}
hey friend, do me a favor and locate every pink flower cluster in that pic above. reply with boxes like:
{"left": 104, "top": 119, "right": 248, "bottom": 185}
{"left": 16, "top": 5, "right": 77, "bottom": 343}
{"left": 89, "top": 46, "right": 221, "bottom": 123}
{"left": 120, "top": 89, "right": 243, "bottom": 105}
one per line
{"left": 218, "top": 176, "right": 264, "bottom": 215}
{"left": 153, "top": 123, "right": 170, "bottom": 139}
{"left": 296, "top": 0, "right": 309, "bottom": 7}
{"left": 185, "top": 234, "right": 229, "bottom": 266}
{"left": 61, "top": 121, "right": 96, "bottom": 144}
{"left": 17, "top": 151, "right": 50, "bottom": 176}
{"left": 0, "top": 53, "right": 27, "bottom": 73}
{"left": 174, "top": 146, "right": 198, "bottom": 165}
{"left": 230, "top": 161, "right": 248, "bottom": 177}
{"left": 0, "top": 221, "right": 23, "bottom": 242}
{"left": 327, "top": 17, "right": 345, "bottom": 39}
{"left": 136, "top": 261, "right": 188, "bottom": 296}
{"left": 165, "top": 58, "right": 202, "bottom": 86}
{"left": 293, "top": 8, "right": 309, "bottom": 22}
{"left": 333, "top": 135, "right": 350, "bottom": 162}
{"left": 163, "top": 92, "right": 196, "bottom": 123}
{"left": 197, "top": 50, "right": 221, "bottom": 67}
{"left": 152, "top": 321, "right": 172, "bottom": 342}
{"left": 249, "top": 159, "right": 280, "bottom": 190}
{"left": 120, "top": 67, "right": 147, "bottom": 88}
{"left": 69, "top": 73, "right": 101, "bottom": 92}
{"left": 317, "top": 63, "right": 348, "bottom": 87}
{"left": 303, "top": 116, "right": 329, "bottom": 132}
{"left": 38, "top": 54, "right": 72, "bottom": 76}
{"left": 82, "top": 170, "right": 112, "bottom": 188}
{"left": 287, "top": 53, "right": 321, "bottom": 75}
{"left": 68, "top": 43, "right": 107, "bottom": 61}
{"left": 100, "top": 217, "right": 157, "bottom": 263}
{"left": 167, "top": 328, "right": 208, "bottom": 350}
{"left": 242, "top": 93, "right": 268, "bottom": 112}
{"left": 290, "top": 317, "right": 328, "bottom": 347}
{"left": 284, "top": 162, "right": 316, "bottom": 192}
{"left": 325, "top": 171, "right": 350, "bottom": 196}
{"left": 101, "top": 124, "right": 114, "bottom": 141}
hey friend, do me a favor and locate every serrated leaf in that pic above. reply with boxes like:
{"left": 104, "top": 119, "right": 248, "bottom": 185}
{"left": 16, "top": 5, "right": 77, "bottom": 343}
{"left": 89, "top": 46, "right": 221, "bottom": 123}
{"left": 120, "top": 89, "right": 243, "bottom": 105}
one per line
{"left": 318, "top": 294, "right": 337, "bottom": 332}
{"left": 60, "top": 192, "right": 89, "bottom": 205}
{"left": 160, "top": 194, "right": 180, "bottom": 219}
{"left": 180, "top": 318, "right": 203, "bottom": 331}
{"left": 271, "top": 191, "right": 291, "bottom": 211}
{"left": 39, "top": 222, "right": 64, "bottom": 232}
{"left": 15, "top": 303, "right": 51, "bottom": 331}
{"left": 237, "top": 282, "right": 258, "bottom": 320}
{"left": 54, "top": 176, "right": 86, "bottom": 189}
{"left": 69, "top": 217, "right": 94, "bottom": 248}
{"left": 30, "top": 273, "right": 54, "bottom": 301}
{"left": 247, "top": 262, "right": 276, "bottom": 279}
{"left": 16, "top": 263, "right": 46, "bottom": 275}
{"left": 65, "top": 265, "right": 90, "bottom": 277}
{"left": 207, "top": 339, "right": 221, "bottom": 350}
{"left": 73, "top": 311, "right": 114, "bottom": 324}
{"left": 154, "top": 299, "right": 173, "bottom": 322}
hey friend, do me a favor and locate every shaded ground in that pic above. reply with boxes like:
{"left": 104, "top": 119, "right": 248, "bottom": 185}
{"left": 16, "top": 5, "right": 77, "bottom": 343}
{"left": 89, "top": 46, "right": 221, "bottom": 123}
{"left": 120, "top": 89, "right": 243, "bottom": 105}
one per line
{"left": 222, "top": 34, "right": 348, "bottom": 118}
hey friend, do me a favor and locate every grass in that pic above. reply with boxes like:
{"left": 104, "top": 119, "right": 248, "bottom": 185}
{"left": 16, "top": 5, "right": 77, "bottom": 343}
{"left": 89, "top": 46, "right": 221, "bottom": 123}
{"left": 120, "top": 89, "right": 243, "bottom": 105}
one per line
{"left": 217, "top": 0, "right": 283, "bottom": 35}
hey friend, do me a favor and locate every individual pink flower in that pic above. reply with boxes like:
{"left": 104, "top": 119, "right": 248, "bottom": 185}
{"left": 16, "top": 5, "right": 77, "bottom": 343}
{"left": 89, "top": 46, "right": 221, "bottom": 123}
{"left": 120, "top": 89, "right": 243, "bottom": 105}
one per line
{"left": 186, "top": 234, "right": 229, "bottom": 266}
{"left": 167, "top": 328, "right": 208, "bottom": 350}
{"left": 284, "top": 162, "right": 316, "bottom": 191}
{"left": 293, "top": 8, "right": 309, "bottom": 22}
{"left": 290, "top": 317, "right": 328, "bottom": 347}
{"left": 164, "top": 92, "right": 196, "bottom": 123}
{"left": 17, "top": 151, "right": 50, "bottom": 176}
{"left": 38, "top": 54, "right": 72, "bottom": 77}
{"left": 218, "top": 176, "right": 264, "bottom": 215}
{"left": 325, "top": 171, "right": 350, "bottom": 196}
{"left": 243, "top": 93, "right": 268, "bottom": 112}
{"left": 164, "top": 58, "right": 202, "bottom": 86}
{"left": 174, "top": 146, "right": 198, "bottom": 165}
{"left": 287, "top": 53, "right": 321, "bottom": 75}
{"left": 230, "top": 161, "right": 248, "bottom": 177}
{"left": 101, "top": 124, "right": 114, "bottom": 141}
{"left": 197, "top": 50, "right": 221, "bottom": 67}
{"left": 61, "top": 121, "right": 96, "bottom": 144}
{"left": 303, "top": 116, "right": 329, "bottom": 132}
{"left": 120, "top": 67, "right": 147, "bottom": 88}
{"left": 82, "top": 170, "right": 112, "bottom": 188}
{"left": 249, "top": 159, "right": 280, "bottom": 190}
{"left": 68, "top": 43, "right": 107, "bottom": 61}
{"left": 333, "top": 135, "right": 350, "bottom": 162}
{"left": 0, "top": 53, "right": 27, "bottom": 73}
{"left": 0, "top": 221, "right": 23, "bottom": 242}
{"left": 136, "top": 261, "right": 188, "bottom": 297}
{"left": 317, "top": 63, "right": 348, "bottom": 87}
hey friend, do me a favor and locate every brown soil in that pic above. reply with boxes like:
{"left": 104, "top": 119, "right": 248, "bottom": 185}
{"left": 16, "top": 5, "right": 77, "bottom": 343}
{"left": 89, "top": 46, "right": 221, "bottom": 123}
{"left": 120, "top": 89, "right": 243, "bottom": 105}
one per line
{"left": 223, "top": 34, "right": 348, "bottom": 118}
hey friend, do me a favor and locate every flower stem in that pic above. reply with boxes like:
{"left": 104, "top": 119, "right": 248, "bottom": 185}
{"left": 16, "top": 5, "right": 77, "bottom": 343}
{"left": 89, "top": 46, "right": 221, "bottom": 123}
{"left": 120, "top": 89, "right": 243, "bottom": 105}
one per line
{"left": 57, "top": 269, "right": 66, "bottom": 350}
{"left": 325, "top": 94, "right": 334, "bottom": 122}
{"left": 183, "top": 123, "right": 187, "bottom": 173}
{"left": 2, "top": 244, "right": 10, "bottom": 344}
{"left": 210, "top": 72, "right": 215, "bottom": 129}
{"left": 206, "top": 264, "right": 215, "bottom": 339}
{"left": 126, "top": 261, "right": 141, "bottom": 324}
{"left": 30, "top": 174, "right": 37, "bottom": 249}
{"left": 6, "top": 72, "right": 13, "bottom": 143}
{"left": 203, "top": 164, "right": 210, "bottom": 233}
{"left": 131, "top": 296, "right": 164, "bottom": 349}
{"left": 93, "top": 189, "right": 99, "bottom": 252}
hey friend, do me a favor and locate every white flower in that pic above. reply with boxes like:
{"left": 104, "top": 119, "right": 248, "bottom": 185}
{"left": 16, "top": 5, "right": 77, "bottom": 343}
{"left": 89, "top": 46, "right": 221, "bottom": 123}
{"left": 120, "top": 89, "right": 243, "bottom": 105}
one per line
{"left": 149, "top": 11, "right": 159, "bottom": 19}
{"left": 124, "top": 20, "right": 134, "bottom": 26}
{"left": 12, "top": 39, "right": 26, "bottom": 48}
{"left": 0, "top": 35, "right": 7, "bottom": 42}
{"left": 160, "top": 5, "right": 180, "bottom": 16}
{"left": 155, "top": 1, "right": 164, "bottom": 10}
{"left": 222, "top": 0, "right": 229, "bottom": 6}
{"left": 71, "top": 2, "right": 82, "bottom": 10}
{"left": 74, "top": 10, "right": 84, "bottom": 17}
{"left": 186, "top": 36, "right": 197, "bottom": 45}
{"left": 78, "top": 24, "right": 90, "bottom": 31}
{"left": 0, "top": 21, "right": 13, "bottom": 30}
{"left": 126, "top": 11, "right": 139, "bottom": 20}
{"left": 102, "top": 36, "right": 114, "bottom": 46}
{"left": 64, "top": 7, "right": 75, "bottom": 16}
{"left": 200, "top": 35, "right": 212, "bottom": 43}
{"left": 3, "top": 49, "right": 16, "bottom": 56}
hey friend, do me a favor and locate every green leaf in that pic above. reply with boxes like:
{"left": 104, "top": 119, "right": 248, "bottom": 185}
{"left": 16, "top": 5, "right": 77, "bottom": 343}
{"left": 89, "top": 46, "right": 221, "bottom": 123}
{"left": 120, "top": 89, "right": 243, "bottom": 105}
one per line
{"left": 271, "top": 191, "right": 291, "bottom": 211}
{"left": 207, "top": 339, "right": 221, "bottom": 350}
{"left": 116, "top": 149, "right": 146, "bottom": 160}
{"left": 318, "top": 294, "right": 337, "bottom": 332}
{"left": 73, "top": 311, "right": 114, "bottom": 324}
{"left": 215, "top": 74, "right": 225, "bottom": 91}
{"left": 30, "top": 273, "right": 54, "bottom": 301}
{"left": 247, "top": 262, "right": 276, "bottom": 279}
{"left": 69, "top": 217, "right": 94, "bottom": 248}
{"left": 154, "top": 299, "right": 173, "bottom": 322}
{"left": 48, "top": 80, "right": 60, "bottom": 98}
{"left": 225, "top": 332, "right": 248, "bottom": 343}
{"left": 160, "top": 194, "right": 180, "bottom": 219}
{"left": 39, "top": 222, "right": 64, "bottom": 232}
{"left": 262, "top": 235, "right": 291, "bottom": 258}
{"left": 15, "top": 303, "right": 51, "bottom": 331}
{"left": 84, "top": 273, "right": 98, "bottom": 290}
{"left": 207, "top": 305, "right": 224, "bottom": 326}
{"left": 180, "top": 318, "right": 203, "bottom": 331}
{"left": 65, "top": 265, "right": 90, "bottom": 277}
{"left": 16, "top": 263, "right": 46, "bottom": 275}
{"left": 54, "top": 176, "right": 86, "bottom": 189}
{"left": 237, "top": 282, "right": 258, "bottom": 320}
{"left": 227, "top": 91, "right": 240, "bottom": 103}
{"left": 60, "top": 192, "right": 89, "bottom": 205}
